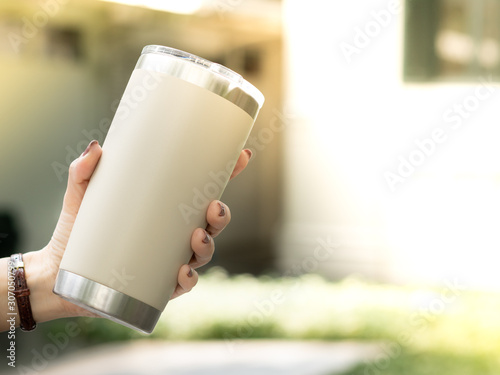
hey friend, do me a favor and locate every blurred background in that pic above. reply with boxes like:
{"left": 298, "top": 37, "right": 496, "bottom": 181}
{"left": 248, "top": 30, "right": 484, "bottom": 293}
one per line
{"left": 2, "top": 0, "right": 500, "bottom": 374}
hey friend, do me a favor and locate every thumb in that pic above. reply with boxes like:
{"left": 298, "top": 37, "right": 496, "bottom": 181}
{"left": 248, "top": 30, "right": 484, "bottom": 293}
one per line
{"left": 49, "top": 140, "right": 102, "bottom": 255}
{"left": 63, "top": 140, "right": 102, "bottom": 216}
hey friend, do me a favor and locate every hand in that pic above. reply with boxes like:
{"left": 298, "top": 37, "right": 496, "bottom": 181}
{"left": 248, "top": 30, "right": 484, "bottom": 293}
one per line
{"left": 25, "top": 140, "right": 252, "bottom": 322}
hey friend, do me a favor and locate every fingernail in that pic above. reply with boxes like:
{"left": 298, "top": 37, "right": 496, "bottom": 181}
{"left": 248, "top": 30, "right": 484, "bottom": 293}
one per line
{"left": 187, "top": 267, "right": 194, "bottom": 278}
{"left": 81, "top": 140, "right": 98, "bottom": 157}
{"left": 202, "top": 230, "right": 211, "bottom": 244}
{"left": 218, "top": 202, "right": 226, "bottom": 217}
{"left": 244, "top": 149, "right": 253, "bottom": 160}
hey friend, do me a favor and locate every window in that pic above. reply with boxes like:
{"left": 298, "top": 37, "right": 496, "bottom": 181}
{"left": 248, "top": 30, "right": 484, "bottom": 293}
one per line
{"left": 404, "top": 0, "right": 500, "bottom": 82}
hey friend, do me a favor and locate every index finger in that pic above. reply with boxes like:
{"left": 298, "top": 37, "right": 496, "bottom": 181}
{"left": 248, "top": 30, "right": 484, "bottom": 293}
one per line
{"left": 230, "top": 149, "right": 252, "bottom": 180}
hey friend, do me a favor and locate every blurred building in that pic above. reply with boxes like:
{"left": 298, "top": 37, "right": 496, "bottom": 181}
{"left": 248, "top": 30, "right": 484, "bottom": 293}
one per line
{"left": 0, "top": 0, "right": 282, "bottom": 274}
{"left": 2, "top": 0, "right": 500, "bottom": 289}
{"left": 280, "top": 0, "right": 500, "bottom": 288}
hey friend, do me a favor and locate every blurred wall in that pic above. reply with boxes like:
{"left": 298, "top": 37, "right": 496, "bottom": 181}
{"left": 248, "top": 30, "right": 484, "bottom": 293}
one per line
{"left": 0, "top": 1, "right": 105, "bottom": 257}
{"left": 0, "top": 0, "right": 283, "bottom": 273}
{"left": 280, "top": 0, "right": 500, "bottom": 288}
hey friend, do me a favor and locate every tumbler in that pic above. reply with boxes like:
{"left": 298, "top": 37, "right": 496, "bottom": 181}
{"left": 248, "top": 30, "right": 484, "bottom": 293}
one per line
{"left": 53, "top": 45, "right": 264, "bottom": 333}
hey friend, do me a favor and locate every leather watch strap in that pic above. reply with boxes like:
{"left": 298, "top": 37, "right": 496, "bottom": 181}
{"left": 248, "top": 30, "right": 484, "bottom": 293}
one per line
{"left": 11, "top": 253, "right": 36, "bottom": 331}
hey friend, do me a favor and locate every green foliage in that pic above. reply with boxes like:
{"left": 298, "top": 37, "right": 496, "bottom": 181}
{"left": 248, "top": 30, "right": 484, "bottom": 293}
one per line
{"left": 340, "top": 350, "right": 500, "bottom": 375}
{"left": 44, "top": 267, "right": 500, "bottom": 373}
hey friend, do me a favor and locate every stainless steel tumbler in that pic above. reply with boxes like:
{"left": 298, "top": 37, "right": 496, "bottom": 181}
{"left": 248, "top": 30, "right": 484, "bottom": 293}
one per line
{"left": 53, "top": 45, "right": 264, "bottom": 333}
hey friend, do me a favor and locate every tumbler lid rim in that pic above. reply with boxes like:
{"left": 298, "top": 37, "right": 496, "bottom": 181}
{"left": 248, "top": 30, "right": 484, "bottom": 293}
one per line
{"left": 140, "top": 45, "right": 264, "bottom": 117}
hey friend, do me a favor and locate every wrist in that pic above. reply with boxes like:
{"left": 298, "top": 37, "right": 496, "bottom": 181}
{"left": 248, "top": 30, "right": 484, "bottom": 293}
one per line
{"left": 23, "top": 249, "right": 68, "bottom": 323}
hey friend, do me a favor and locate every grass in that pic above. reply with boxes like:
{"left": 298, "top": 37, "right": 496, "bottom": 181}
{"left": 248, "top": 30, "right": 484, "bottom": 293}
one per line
{"left": 340, "top": 350, "right": 500, "bottom": 375}
{"left": 42, "top": 267, "right": 500, "bottom": 374}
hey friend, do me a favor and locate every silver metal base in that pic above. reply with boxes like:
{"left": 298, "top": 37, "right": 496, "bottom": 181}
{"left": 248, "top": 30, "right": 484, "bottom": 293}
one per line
{"left": 53, "top": 270, "right": 161, "bottom": 334}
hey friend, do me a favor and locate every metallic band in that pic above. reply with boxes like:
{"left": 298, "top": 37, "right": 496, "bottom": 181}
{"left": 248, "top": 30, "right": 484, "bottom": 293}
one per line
{"left": 11, "top": 254, "right": 24, "bottom": 269}
{"left": 137, "top": 45, "right": 264, "bottom": 119}
{"left": 53, "top": 270, "right": 161, "bottom": 334}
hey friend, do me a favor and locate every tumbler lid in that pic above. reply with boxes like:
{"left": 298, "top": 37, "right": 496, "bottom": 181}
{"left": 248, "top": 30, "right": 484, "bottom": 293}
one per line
{"left": 138, "top": 45, "right": 264, "bottom": 119}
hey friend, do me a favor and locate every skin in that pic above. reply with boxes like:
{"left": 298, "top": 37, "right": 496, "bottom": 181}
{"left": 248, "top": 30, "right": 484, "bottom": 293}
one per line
{"left": 0, "top": 141, "right": 251, "bottom": 331}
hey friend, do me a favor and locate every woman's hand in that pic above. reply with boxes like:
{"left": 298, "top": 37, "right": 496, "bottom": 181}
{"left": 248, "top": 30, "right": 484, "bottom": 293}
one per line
{"left": 25, "top": 140, "right": 252, "bottom": 322}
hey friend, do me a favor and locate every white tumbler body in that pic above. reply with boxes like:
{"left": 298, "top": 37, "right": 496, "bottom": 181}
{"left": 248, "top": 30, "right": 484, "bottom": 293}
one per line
{"left": 53, "top": 46, "right": 264, "bottom": 333}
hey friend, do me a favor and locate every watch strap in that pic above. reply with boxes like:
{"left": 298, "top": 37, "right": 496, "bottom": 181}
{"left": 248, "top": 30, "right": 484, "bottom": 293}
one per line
{"left": 11, "top": 253, "right": 36, "bottom": 332}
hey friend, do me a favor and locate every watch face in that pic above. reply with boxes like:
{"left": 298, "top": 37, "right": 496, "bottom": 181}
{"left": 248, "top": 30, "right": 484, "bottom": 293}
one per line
{"left": 12, "top": 253, "right": 24, "bottom": 269}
